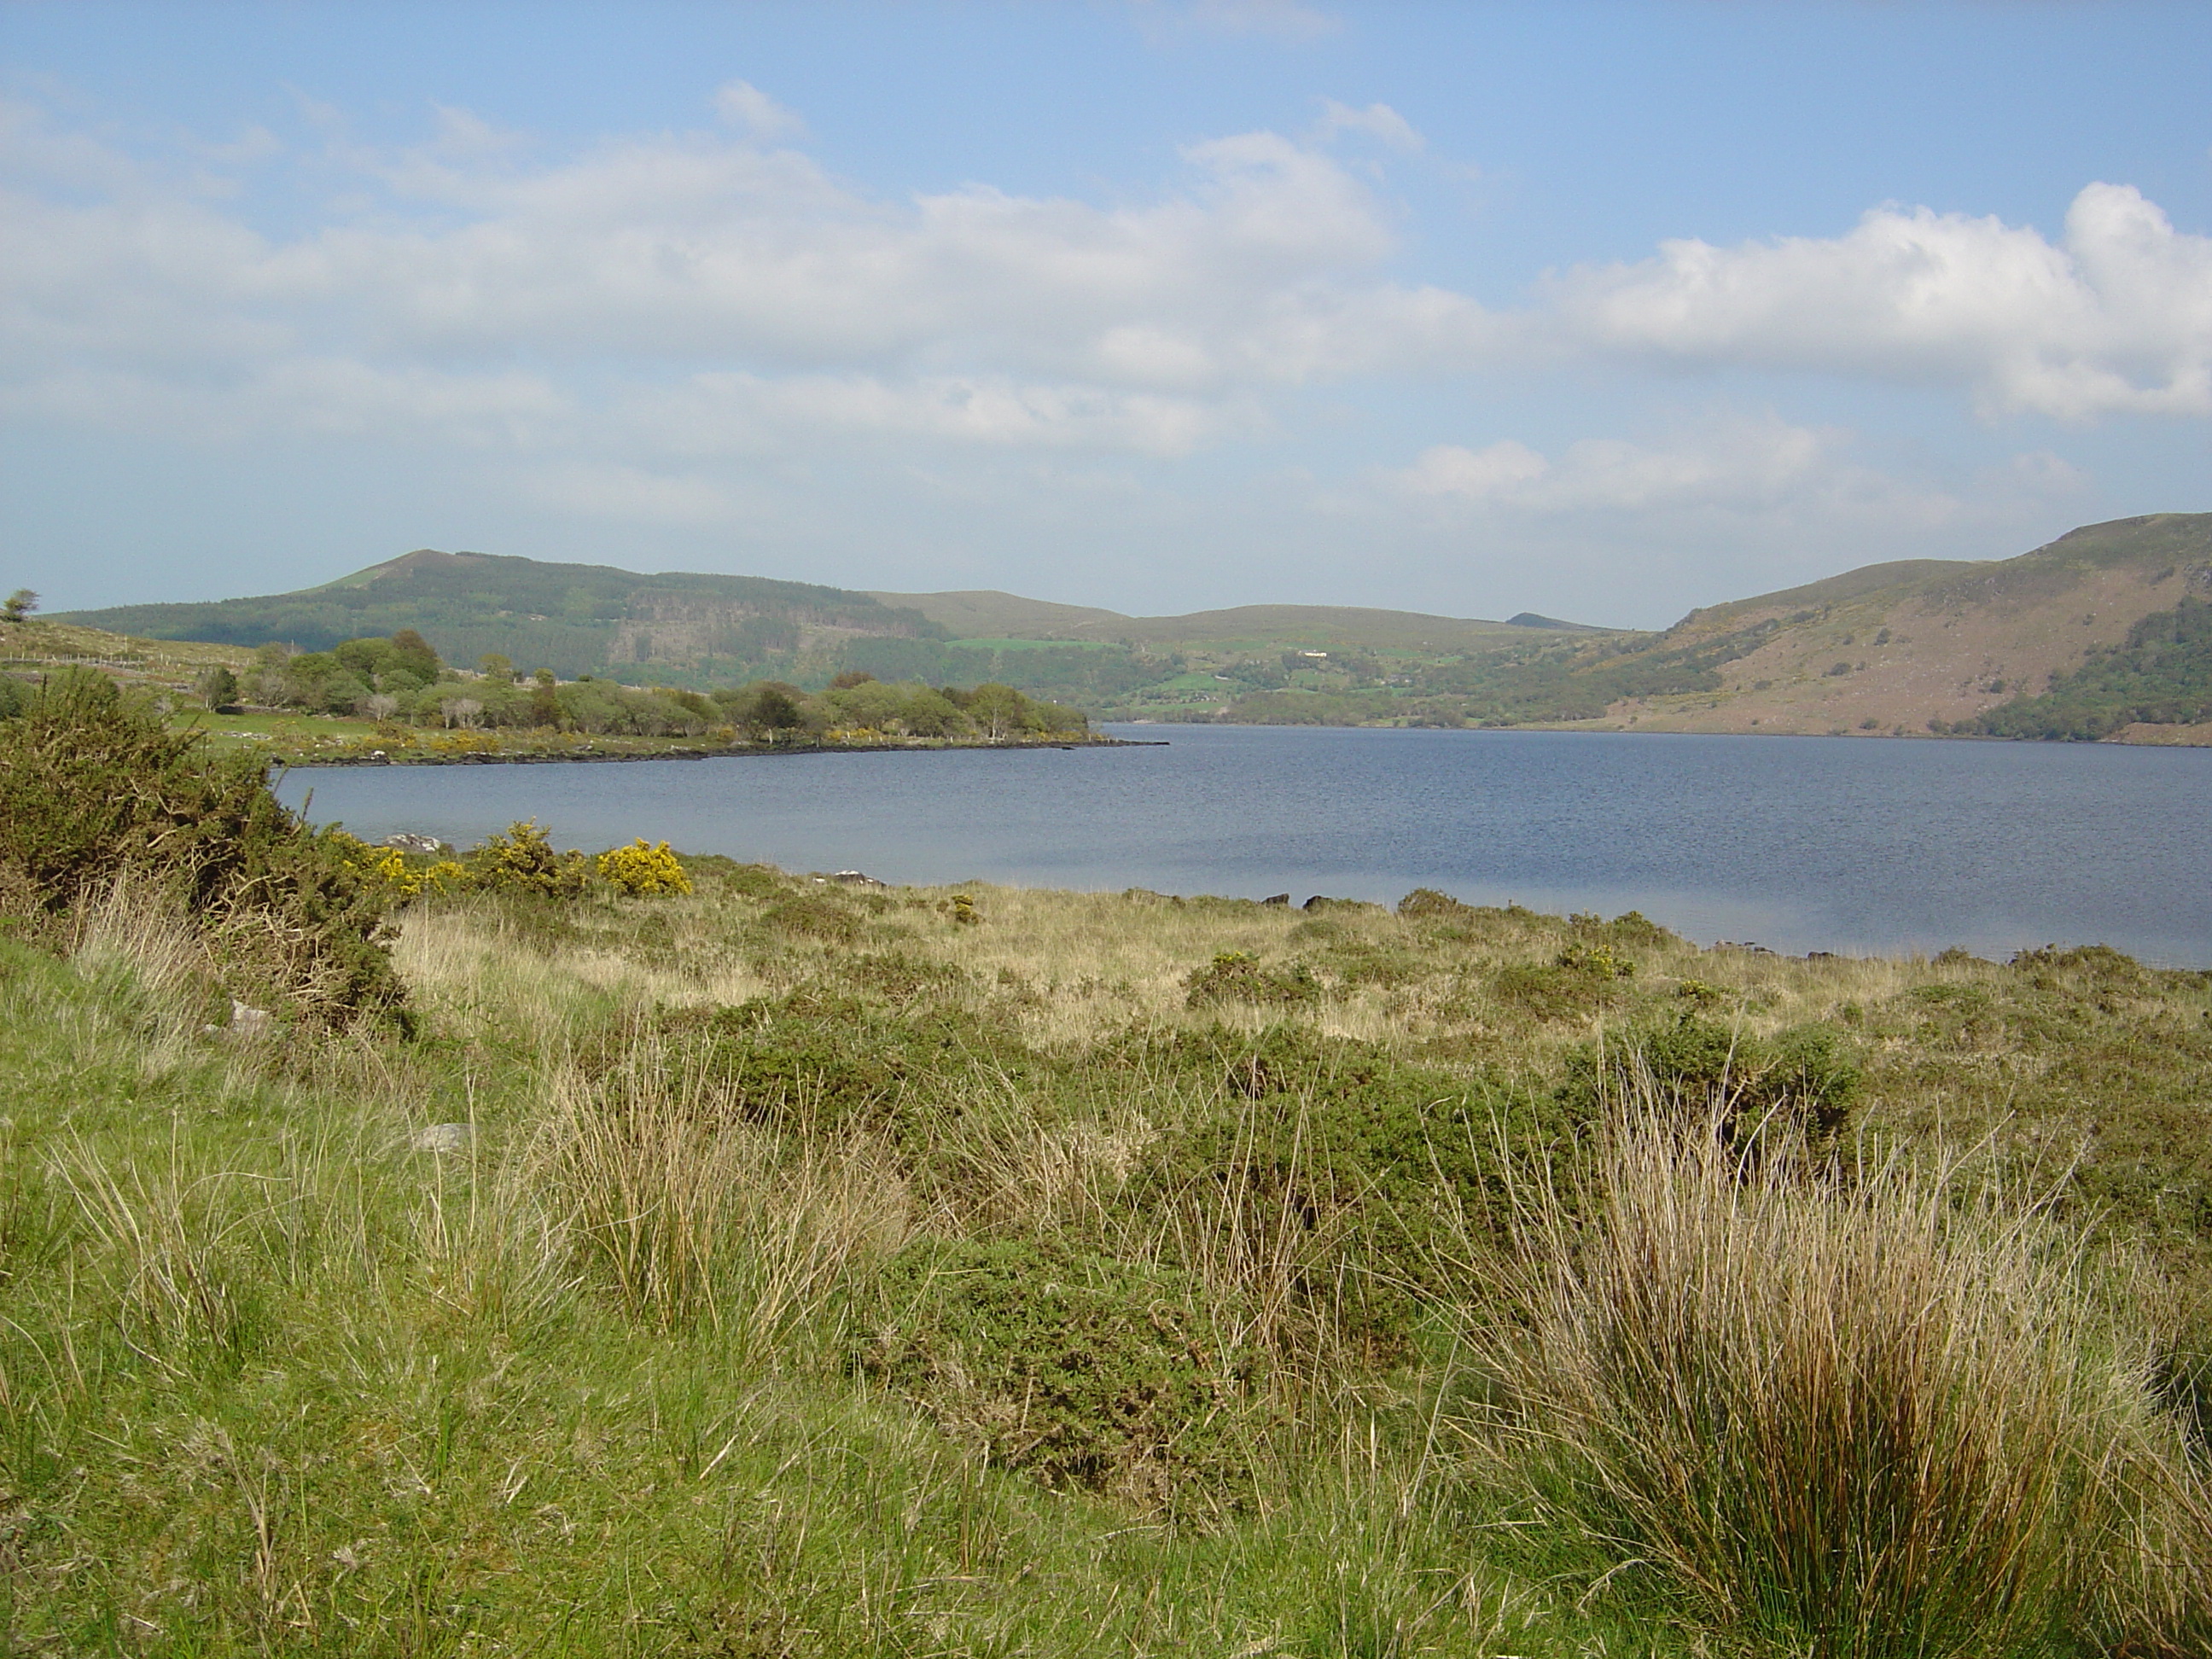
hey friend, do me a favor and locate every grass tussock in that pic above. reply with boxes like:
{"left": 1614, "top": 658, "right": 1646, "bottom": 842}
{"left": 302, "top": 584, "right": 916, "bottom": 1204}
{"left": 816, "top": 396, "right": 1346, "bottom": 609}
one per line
{"left": 1462, "top": 1097, "right": 2212, "bottom": 1656}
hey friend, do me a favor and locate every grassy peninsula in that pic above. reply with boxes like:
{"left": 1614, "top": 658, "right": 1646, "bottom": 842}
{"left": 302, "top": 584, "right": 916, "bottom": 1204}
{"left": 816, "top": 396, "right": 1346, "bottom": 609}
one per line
{"left": 3, "top": 680, "right": 2210, "bottom": 1656}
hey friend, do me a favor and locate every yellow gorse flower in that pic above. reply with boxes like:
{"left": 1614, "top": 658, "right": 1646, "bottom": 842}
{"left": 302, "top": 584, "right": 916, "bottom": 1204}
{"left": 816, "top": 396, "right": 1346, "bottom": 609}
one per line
{"left": 596, "top": 839, "right": 691, "bottom": 896}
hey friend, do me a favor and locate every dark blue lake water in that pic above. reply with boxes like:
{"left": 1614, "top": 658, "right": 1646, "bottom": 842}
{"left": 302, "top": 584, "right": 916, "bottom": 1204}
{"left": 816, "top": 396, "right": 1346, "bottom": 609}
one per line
{"left": 277, "top": 725, "right": 2212, "bottom": 967}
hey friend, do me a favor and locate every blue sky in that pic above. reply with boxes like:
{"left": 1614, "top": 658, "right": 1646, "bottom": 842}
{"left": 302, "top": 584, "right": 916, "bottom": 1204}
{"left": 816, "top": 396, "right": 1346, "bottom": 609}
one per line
{"left": 3, "top": 1, "right": 2209, "bottom": 628}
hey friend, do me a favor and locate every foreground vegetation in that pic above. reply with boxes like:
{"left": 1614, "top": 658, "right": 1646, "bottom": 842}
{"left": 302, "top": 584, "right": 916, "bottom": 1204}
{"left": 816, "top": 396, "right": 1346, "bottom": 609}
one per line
{"left": 3, "top": 686, "right": 2211, "bottom": 1656}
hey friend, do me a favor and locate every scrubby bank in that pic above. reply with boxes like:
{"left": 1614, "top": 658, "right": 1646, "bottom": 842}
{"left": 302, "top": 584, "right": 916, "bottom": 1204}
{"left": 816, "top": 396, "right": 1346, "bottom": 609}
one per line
{"left": 0, "top": 762, "right": 2209, "bottom": 1653}
{"left": 0, "top": 671, "right": 404, "bottom": 1027}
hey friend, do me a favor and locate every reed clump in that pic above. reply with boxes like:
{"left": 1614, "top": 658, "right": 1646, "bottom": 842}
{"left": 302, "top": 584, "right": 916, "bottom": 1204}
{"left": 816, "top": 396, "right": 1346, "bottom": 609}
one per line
{"left": 1461, "top": 1092, "right": 2212, "bottom": 1658}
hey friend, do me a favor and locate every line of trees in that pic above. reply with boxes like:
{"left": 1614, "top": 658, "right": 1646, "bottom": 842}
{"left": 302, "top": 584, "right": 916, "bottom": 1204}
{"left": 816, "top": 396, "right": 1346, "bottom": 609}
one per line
{"left": 223, "top": 633, "right": 1087, "bottom": 742}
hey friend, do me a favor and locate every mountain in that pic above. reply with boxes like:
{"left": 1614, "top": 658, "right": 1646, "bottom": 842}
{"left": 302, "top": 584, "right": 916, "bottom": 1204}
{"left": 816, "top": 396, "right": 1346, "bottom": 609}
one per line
{"left": 56, "top": 550, "right": 947, "bottom": 684}
{"left": 859, "top": 589, "right": 1127, "bottom": 638}
{"left": 44, "top": 516, "right": 2209, "bottom": 742}
{"left": 866, "top": 591, "right": 1560, "bottom": 652}
{"left": 59, "top": 554, "right": 1610, "bottom": 708}
{"left": 1578, "top": 513, "right": 2212, "bottom": 739}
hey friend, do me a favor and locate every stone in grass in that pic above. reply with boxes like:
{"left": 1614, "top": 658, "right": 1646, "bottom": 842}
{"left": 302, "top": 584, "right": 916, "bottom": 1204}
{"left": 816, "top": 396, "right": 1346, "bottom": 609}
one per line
{"left": 410, "top": 1123, "right": 474, "bottom": 1155}
{"left": 210, "top": 1000, "right": 274, "bottom": 1040}
{"left": 381, "top": 832, "right": 446, "bottom": 855}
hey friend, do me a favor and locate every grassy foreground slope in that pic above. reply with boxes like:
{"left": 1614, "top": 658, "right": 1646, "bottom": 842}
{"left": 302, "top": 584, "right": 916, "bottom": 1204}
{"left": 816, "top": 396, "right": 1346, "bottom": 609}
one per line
{"left": 3, "top": 695, "right": 2210, "bottom": 1656}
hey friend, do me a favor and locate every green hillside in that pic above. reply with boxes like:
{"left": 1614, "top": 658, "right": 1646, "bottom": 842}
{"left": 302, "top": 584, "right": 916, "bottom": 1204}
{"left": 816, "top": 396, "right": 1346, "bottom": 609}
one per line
{"left": 56, "top": 549, "right": 947, "bottom": 684}
{"left": 1962, "top": 595, "right": 2212, "bottom": 739}
{"left": 861, "top": 588, "right": 1128, "bottom": 637}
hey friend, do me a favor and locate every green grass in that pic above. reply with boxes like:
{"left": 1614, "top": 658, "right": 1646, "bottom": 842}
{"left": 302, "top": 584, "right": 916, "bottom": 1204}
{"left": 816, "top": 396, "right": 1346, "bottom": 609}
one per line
{"left": 3, "top": 863, "right": 2209, "bottom": 1656}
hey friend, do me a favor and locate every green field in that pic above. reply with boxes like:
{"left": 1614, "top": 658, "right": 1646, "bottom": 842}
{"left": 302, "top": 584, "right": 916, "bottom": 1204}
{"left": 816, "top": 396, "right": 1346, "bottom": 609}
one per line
{"left": 3, "top": 686, "right": 2209, "bottom": 1656}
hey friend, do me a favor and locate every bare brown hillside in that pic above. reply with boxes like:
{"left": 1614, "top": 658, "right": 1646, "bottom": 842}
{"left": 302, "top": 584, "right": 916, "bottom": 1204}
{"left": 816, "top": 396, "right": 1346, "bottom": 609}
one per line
{"left": 1586, "top": 514, "right": 2212, "bottom": 742}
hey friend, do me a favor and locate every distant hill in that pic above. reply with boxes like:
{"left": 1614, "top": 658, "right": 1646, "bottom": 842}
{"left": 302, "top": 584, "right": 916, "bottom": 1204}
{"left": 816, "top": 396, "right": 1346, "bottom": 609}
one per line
{"left": 860, "top": 589, "right": 1127, "bottom": 638}
{"left": 46, "top": 519, "right": 2209, "bottom": 742}
{"left": 59, "top": 554, "right": 1608, "bottom": 707}
{"left": 58, "top": 550, "right": 946, "bottom": 685}
{"left": 870, "top": 591, "right": 1557, "bottom": 652}
{"left": 1579, "top": 513, "right": 2212, "bottom": 739}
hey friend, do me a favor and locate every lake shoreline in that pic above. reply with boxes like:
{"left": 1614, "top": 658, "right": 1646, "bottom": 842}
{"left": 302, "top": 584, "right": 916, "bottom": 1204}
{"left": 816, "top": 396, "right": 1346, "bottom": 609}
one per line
{"left": 282, "top": 734, "right": 1171, "bottom": 768}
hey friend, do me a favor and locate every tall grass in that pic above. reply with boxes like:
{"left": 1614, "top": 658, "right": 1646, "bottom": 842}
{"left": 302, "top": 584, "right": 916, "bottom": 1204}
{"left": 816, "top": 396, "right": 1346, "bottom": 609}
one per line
{"left": 533, "top": 1040, "right": 912, "bottom": 1351}
{"left": 1464, "top": 1095, "right": 2212, "bottom": 1658}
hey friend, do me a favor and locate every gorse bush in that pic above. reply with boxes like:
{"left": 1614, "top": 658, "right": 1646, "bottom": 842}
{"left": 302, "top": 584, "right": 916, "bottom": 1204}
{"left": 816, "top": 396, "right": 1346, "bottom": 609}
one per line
{"left": 0, "top": 672, "right": 403, "bottom": 1025}
{"left": 596, "top": 837, "right": 691, "bottom": 895}
{"left": 467, "top": 818, "right": 593, "bottom": 897}
{"left": 1185, "top": 949, "right": 1321, "bottom": 1008}
{"left": 859, "top": 1237, "right": 1260, "bottom": 1521}
{"left": 1562, "top": 1010, "right": 1862, "bottom": 1141}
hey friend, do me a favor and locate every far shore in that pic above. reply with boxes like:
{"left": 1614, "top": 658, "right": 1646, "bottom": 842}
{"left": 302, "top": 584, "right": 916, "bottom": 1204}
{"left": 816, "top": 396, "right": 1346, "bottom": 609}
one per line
{"left": 280, "top": 733, "right": 1168, "bottom": 768}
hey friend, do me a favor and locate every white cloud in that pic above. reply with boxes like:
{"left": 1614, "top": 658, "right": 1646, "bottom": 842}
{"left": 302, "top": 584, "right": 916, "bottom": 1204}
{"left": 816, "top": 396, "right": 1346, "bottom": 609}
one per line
{"left": 630, "top": 371, "right": 1245, "bottom": 458}
{"left": 1387, "top": 416, "right": 1953, "bottom": 521}
{"left": 1315, "top": 100, "right": 1423, "bottom": 153}
{"left": 1394, "top": 439, "right": 1548, "bottom": 500}
{"left": 713, "top": 80, "right": 805, "bottom": 140}
{"left": 1547, "top": 183, "right": 2212, "bottom": 419}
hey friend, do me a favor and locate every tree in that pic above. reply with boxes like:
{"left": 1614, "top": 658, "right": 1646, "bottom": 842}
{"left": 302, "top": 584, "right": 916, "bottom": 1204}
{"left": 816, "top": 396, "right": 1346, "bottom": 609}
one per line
{"left": 479, "top": 653, "right": 515, "bottom": 684}
{"left": 527, "top": 667, "right": 562, "bottom": 729}
{"left": 195, "top": 665, "right": 240, "bottom": 710}
{"left": 966, "top": 682, "right": 1028, "bottom": 743}
{"left": 388, "top": 628, "right": 441, "bottom": 681}
{"left": 2, "top": 590, "right": 37, "bottom": 625}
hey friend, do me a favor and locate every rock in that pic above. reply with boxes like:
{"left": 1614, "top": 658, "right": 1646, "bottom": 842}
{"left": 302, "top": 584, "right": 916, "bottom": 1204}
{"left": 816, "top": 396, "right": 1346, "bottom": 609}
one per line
{"left": 830, "top": 870, "right": 887, "bottom": 888}
{"left": 226, "top": 1000, "right": 274, "bottom": 1039}
{"left": 1301, "top": 895, "right": 1382, "bottom": 914}
{"left": 1260, "top": 894, "right": 1291, "bottom": 907}
{"left": 381, "top": 832, "right": 446, "bottom": 855}
{"left": 410, "top": 1123, "right": 474, "bottom": 1155}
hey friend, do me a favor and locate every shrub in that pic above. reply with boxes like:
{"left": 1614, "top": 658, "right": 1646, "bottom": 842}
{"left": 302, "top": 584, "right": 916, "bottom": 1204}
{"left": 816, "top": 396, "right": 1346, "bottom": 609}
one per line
{"left": 331, "top": 833, "right": 468, "bottom": 903}
{"left": 1131, "top": 1026, "right": 1573, "bottom": 1364}
{"left": 1464, "top": 1109, "right": 2212, "bottom": 1657}
{"left": 859, "top": 1237, "right": 1259, "bottom": 1518}
{"left": 0, "top": 673, "right": 403, "bottom": 1025}
{"left": 1396, "top": 887, "right": 1470, "bottom": 919}
{"left": 1184, "top": 950, "right": 1321, "bottom": 1008}
{"left": 596, "top": 838, "right": 691, "bottom": 896}
{"left": 467, "top": 819, "right": 593, "bottom": 897}
{"left": 1562, "top": 1011, "right": 1861, "bottom": 1141}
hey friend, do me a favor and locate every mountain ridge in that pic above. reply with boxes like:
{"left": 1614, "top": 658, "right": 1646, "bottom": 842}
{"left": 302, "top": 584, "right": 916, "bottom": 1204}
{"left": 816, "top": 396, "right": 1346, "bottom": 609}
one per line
{"left": 39, "top": 513, "right": 2212, "bottom": 741}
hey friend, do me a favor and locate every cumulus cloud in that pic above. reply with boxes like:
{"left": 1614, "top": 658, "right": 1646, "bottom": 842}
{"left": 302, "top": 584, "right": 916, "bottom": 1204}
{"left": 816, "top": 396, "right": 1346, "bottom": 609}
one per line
{"left": 713, "top": 80, "right": 805, "bottom": 140}
{"left": 629, "top": 372, "right": 1244, "bottom": 459}
{"left": 1548, "top": 183, "right": 2212, "bottom": 419}
{"left": 1, "top": 84, "right": 2203, "bottom": 575}
{"left": 1386, "top": 416, "right": 1958, "bottom": 522}
{"left": 1315, "top": 99, "right": 1423, "bottom": 152}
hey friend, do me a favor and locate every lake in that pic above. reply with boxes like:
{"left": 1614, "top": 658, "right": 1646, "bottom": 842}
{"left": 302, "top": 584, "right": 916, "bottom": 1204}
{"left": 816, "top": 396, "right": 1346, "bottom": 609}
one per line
{"left": 277, "top": 725, "right": 2212, "bottom": 967}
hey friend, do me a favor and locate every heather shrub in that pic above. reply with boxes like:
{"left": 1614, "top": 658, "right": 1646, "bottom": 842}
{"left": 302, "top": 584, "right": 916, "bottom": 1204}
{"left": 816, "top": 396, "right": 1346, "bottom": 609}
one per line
{"left": 1184, "top": 949, "right": 1321, "bottom": 1008}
